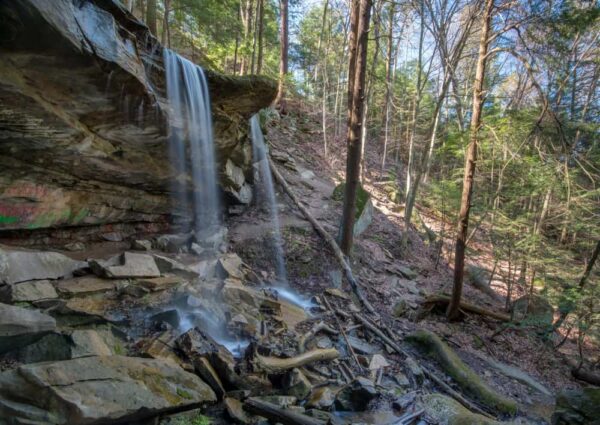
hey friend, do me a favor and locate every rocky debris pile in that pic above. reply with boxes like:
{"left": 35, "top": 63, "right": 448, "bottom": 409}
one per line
{"left": 0, "top": 234, "right": 564, "bottom": 424}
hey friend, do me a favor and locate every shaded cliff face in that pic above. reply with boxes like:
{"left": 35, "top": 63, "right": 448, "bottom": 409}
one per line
{"left": 0, "top": 0, "right": 276, "bottom": 240}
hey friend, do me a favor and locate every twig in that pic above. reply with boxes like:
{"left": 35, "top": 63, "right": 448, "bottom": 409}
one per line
{"left": 323, "top": 295, "right": 364, "bottom": 371}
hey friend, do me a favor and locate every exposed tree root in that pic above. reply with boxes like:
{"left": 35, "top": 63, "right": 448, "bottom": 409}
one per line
{"left": 255, "top": 348, "right": 339, "bottom": 373}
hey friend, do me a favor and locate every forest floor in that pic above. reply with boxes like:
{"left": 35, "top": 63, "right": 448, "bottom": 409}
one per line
{"left": 229, "top": 100, "right": 597, "bottom": 422}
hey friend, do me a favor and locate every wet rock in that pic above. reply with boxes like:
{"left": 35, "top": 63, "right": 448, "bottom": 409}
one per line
{"left": 190, "top": 242, "right": 206, "bottom": 256}
{"left": 334, "top": 377, "right": 378, "bottom": 412}
{"left": 139, "top": 276, "right": 182, "bottom": 292}
{"left": 306, "top": 387, "right": 337, "bottom": 410}
{"left": 0, "top": 303, "right": 56, "bottom": 353}
{"left": 55, "top": 276, "right": 118, "bottom": 297}
{"left": 422, "top": 393, "right": 501, "bottom": 425}
{"left": 0, "top": 355, "right": 216, "bottom": 424}
{"left": 138, "top": 330, "right": 191, "bottom": 371}
{"left": 154, "top": 234, "right": 192, "bottom": 253}
{"left": 283, "top": 368, "right": 312, "bottom": 400}
{"left": 90, "top": 252, "right": 160, "bottom": 279}
{"left": 0, "top": 280, "right": 58, "bottom": 303}
{"left": 132, "top": 239, "right": 153, "bottom": 251}
{"left": 151, "top": 309, "right": 181, "bottom": 329}
{"left": 0, "top": 248, "right": 87, "bottom": 284}
{"left": 407, "top": 329, "right": 517, "bottom": 415}
{"left": 217, "top": 253, "right": 245, "bottom": 280}
{"left": 552, "top": 387, "right": 600, "bottom": 425}
{"left": 176, "top": 328, "right": 241, "bottom": 394}
{"left": 154, "top": 254, "right": 199, "bottom": 280}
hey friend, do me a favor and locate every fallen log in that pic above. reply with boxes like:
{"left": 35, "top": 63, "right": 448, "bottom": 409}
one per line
{"left": 243, "top": 398, "right": 325, "bottom": 425}
{"left": 564, "top": 356, "right": 600, "bottom": 386}
{"left": 269, "top": 158, "right": 375, "bottom": 314}
{"left": 255, "top": 348, "right": 339, "bottom": 373}
{"left": 422, "top": 295, "right": 512, "bottom": 322}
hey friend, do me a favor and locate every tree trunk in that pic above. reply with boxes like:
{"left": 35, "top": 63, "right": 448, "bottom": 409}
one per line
{"left": 145, "top": 0, "right": 157, "bottom": 36}
{"left": 256, "top": 0, "right": 265, "bottom": 74}
{"left": 381, "top": 2, "right": 395, "bottom": 172}
{"left": 161, "top": 0, "right": 171, "bottom": 48}
{"left": 447, "top": 0, "right": 494, "bottom": 321}
{"left": 339, "top": 0, "right": 373, "bottom": 255}
{"left": 274, "top": 0, "right": 289, "bottom": 112}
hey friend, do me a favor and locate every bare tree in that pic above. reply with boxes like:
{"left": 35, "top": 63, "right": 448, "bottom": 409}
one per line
{"left": 447, "top": 0, "right": 494, "bottom": 320}
{"left": 146, "top": 0, "right": 157, "bottom": 35}
{"left": 339, "top": 0, "right": 373, "bottom": 255}
{"left": 274, "top": 0, "right": 289, "bottom": 112}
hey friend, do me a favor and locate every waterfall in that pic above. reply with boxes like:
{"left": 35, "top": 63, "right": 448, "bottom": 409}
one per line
{"left": 250, "top": 115, "right": 288, "bottom": 284}
{"left": 164, "top": 48, "right": 221, "bottom": 241}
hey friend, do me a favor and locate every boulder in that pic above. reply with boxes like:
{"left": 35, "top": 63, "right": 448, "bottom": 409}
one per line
{"left": 407, "top": 329, "right": 517, "bottom": 415}
{"left": 0, "top": 303, "right": 56, "bottom": 353}
{"left": 511, "top": 294, "right": 554, "bottom": 328}
{"left": 132, "top": 239, "right": 153, "bottom": 251}
{"left": 0, "top": 280, "right": 58, "bottom": 303}
{"left": 154, "top": 234, "right": 193, "bottom": 253}
{"left": 332, "top": 183, "right": 372, "bottom": 237}
{"left": 334, "top": 377, "right": 378, "bottom": 411}
{"left": 422, "top": 393, "right": 502, "bottom": 425}
{"left": 552, "top": 387, "right": 600, "bottom": 425}
{"left": 216, "top": 253, "right": 245, "bottom": 280}
{"left": 0, "top": 248, "right": 86, "bottom": 284}
{"left": 0, "top": 355, "right": 216, "bottom": 424}
{"left": 0, "top": 0, "right": 276, "bottom": 239}
{"left": 90, "top": 252, "right": 160, "bottom": 279}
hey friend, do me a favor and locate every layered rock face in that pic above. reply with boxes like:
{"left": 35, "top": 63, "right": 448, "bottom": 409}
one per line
{"left": 0, "top": 0, "right": 276, "bottom": 244}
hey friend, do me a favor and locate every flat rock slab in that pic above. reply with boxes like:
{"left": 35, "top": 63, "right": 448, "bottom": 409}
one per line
{"left": 0, "top": 248, "right": 87, "bottom": 284}
{"left": 0, "top": 280, "right": 58, "bottom": 303}
{"left": 91, "top": 252, "right": 160, "bottom": 278}
{"left": 55, "top": 276, "right": 118, "bottom": 297}
{"left": 139, "top": 276, "right": 182, "bottom": 292}
{"left": 0, "top": 303, "right": 56, "bottom": 354}
{"left": 0, "top": 355, "right": 216, "bottom": 424}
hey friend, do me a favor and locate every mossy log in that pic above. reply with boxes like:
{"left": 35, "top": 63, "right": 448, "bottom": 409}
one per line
{"left": 407, "top": 329, "right": 518, "bottom": 415}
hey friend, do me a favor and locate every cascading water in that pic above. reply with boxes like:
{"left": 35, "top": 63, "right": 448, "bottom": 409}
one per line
{"left": 250, "top": 115, "right": 314, "bottom": 310}
{"left": 164, "top": 48, "right": 221, "bottom": 240}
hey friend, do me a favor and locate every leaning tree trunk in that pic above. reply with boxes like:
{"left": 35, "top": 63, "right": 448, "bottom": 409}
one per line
{"left": 339, "top": 0, "right": 373, "bottom": 255}
{"left": 274, "top": 0, "right": 289, "bottom": 112}
{"left": 447, "top": 0, "right": 494, "bottom": 321}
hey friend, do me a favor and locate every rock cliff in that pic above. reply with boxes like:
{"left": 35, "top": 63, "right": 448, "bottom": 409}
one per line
{"left": 0, "top": 0, "right": 276, "bottom": 244}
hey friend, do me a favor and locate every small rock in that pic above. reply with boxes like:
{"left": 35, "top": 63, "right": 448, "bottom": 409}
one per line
{"left": 150, "top": 309, "right": 181, "bottom": 329}
{"left": 102, "top": 231, "right": 123, "bottom": 242}
{"left": 325, "top": 288, "right": 349, "bottom": 300}
{"left": 132, "top": 239, "right": 152, "bottom": 251}
{"left": 120, "top": 282, "right": 150, "bottom": 298}
{"left": 307, "top": 387, "right": 336, "bottom": 410}
{"left": 334, "top": 377, "right": 378, "bottom": 411}
{"left": 190, "top": 242, "right": 205, "bottom": 256}
{"left": 138, "top": 276, "right": 182, "bottom": 292}
{"left": 393, "top": 299, "right": 408, "bottom": 317}
{"left": 0, "top": 280, "right": 58, "bottom": 303}
{"left": 0, "top": 303, "right": 56, "bottom": 354}
{"left": 154, "top": 233, "right": 192, "bottom": 253}
{"left": 64, "top": 242, "right": 85, "bottom": 251}
{"left": 153, "top": 254, "right": 199, "bottom": 280}
{"left": 346, "top": 335, "right": 380, "bottom": 355}
{"left": 316, "top": 336, "right": 333, "bottom": 349}
{"left": 398, "top": 266, "right": 418, "bottom": 280}
{"left": 369, "top": 354, "right": 390, "bottom": 371}
{"left": 283, "top": 368, "right": 312, "bottom": 400}
{"left": 224, "top": 396, "right": 254, "bottom": 424}
{"left": 216, "top": 253, "right": 244, "bottom": 280}
{"left": 328, "top": 269, "right": 342, "bottom": 288}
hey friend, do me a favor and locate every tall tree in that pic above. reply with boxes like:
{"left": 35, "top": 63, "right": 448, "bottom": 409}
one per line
{"left": 447, "top": 0, "right": 494, "bottom": 320}
{"left": 146, "top": 0, "right": 157, "bottom": 35}
{"left": 274, "top": 0, "right": 289, "bottom": 111}
{"left": 339, "top": 0, "right": 373, "bottom": 255}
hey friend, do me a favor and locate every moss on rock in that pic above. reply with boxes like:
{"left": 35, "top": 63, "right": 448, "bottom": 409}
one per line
{"left": 407, "top": 330, "right": 517, "bottom": 415}
{"left": 422, "top": 394, "right": 501, "bottom": 425}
